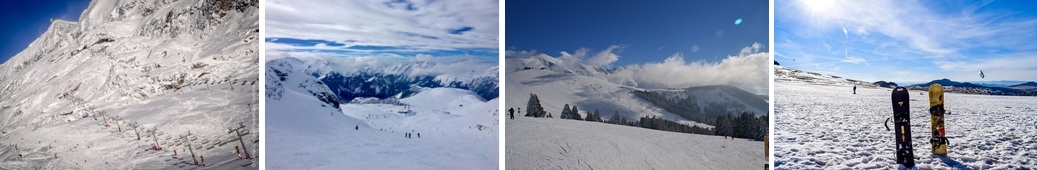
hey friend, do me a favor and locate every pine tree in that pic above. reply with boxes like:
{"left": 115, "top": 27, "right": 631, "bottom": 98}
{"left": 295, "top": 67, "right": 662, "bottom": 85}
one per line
{"left": 525, "top": 93, "right": 536, "bottom": 117}
{"left": 571, "top": 105, "right": 582, "bottom": 120}
{"left": 561, "top": 104, "right": 572, "bottom": 119}
{"left": 584, "top": 110, "right": 594, "bottom": 121}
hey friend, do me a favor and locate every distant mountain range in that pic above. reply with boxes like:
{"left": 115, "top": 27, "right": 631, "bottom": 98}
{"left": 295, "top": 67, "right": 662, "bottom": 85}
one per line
{"left": 904, "top": 79, "right": 1037, "bottom": 96}
{"left": 775, "top": 66, "right": 1037, "bottom": 96}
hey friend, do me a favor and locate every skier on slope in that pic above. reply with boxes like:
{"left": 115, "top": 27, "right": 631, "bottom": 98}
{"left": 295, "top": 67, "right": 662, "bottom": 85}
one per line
{"left": 509, "top": 108, "right": 514, "bottom": 119}
{"left": 355, "top": 125, "right": 358, "bottom": 130}
{"left": 853, "top": 85, "right": 857, "bottom": 94}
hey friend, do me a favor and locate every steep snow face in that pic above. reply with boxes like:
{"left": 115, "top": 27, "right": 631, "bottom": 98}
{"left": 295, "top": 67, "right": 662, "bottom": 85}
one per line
{"left": 774, "top": 82, "right": 1037, "bottom": 169}
{"left": 266, "top": 56, "right": 498, "bottom": 101}
{"left": 506, "top": 117, "right": 765, "bottom": 169}
{"left": 266, "top": 57, "right": 340, "bottom": 108}
{"left": 0, "top": 0, "right": 258, "bottom": 169}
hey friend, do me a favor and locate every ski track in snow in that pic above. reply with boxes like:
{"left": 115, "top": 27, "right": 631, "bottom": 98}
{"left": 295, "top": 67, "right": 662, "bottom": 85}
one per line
{"left": 506, "top": 117, "right": 765, "bottom": 170}
{"left": 774, "top": 81, "right": 1037, "bottom": 169}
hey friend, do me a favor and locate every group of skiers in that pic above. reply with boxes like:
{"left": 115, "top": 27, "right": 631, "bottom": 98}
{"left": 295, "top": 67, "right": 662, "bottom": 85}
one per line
{"left": 405, "top": 132, "right": 420, "bottom": 138}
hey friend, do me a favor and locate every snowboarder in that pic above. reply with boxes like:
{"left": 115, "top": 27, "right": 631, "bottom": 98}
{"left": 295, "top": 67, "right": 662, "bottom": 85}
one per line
{"left": 853, "top": 85, "right": 857, "bottom": 94}
{"left": 509, "top": 108, "right": 514, "bottom": 119}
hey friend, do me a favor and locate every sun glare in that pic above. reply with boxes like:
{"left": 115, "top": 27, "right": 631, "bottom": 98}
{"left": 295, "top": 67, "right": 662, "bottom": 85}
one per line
{"left": 802, "top": 0, "right": 835, "bottom": 14}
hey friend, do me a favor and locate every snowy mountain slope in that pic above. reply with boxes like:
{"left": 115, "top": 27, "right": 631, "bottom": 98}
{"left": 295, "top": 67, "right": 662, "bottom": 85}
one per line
{"left": 266, "top": 57, "right": 340, "bottom": 108}
{"left": 505, "top": 59, "right": 767, "bottom": 127}
{"left": 652, "top": 85, "right": 768, "bottom": 116}
{"left": 506, "top": 117, "right": 765, "bottom": 169}
{"left": 504, "top": 53, "right": 611, "bottom": 78}
{"left": 774, "top": 80, "right": 1037, "bottom": 169}
{"left": 504, "top": 68, "right": 688, "bottom": 123}
{"left": 266, "top": 85, "right": 499, "bottom": 169}
{"left": 774, "top": 65, "right": 875, "bottom": 87}
{"left": 0, "top": 0, "right": 258, "bottom": 169}
{"left": 266, "top": 54, "right": 498, "bottom": 169}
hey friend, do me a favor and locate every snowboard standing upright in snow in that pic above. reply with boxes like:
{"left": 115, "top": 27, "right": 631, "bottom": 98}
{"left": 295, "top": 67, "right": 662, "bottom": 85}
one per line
{"left": 928, "top": 84, "right": 948, "bottom": 155}
{"left": 890, "top": 87, "right": 915, "bottom": 167}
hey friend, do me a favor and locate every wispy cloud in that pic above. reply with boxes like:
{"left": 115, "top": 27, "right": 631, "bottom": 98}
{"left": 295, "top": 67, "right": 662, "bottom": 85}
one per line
{"left": 265, "top": 0, "right": 498, "bottom": 57}
{"left": 777, "top": 0, "right": 1037, "bottom": 82}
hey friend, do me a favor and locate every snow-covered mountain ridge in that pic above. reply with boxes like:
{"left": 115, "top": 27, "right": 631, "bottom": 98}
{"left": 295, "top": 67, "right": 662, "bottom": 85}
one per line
{"left": 0, "top": 0, "right": 258, "bottom": 169}
{"left": 267, "top": 55, "right": 498, "bottom": 101}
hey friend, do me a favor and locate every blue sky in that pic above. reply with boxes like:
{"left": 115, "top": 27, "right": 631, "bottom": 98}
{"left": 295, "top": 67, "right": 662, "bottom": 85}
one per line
{"left": 776, "top": 0, "right": 1037, "bottom": 83}
{"left": 265, "top": 0, "right": 498, "bottom": 60}
{"left": 506, "top": 0, "right": 769, "bottom": 66}
{"left": 0, "top": 0, "right": 91, "bottom": 64}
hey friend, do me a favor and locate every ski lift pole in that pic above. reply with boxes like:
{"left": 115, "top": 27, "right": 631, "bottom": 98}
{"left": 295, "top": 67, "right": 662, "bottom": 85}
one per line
{"left": 229, "top": 122, "right": 251, "bottom": 159}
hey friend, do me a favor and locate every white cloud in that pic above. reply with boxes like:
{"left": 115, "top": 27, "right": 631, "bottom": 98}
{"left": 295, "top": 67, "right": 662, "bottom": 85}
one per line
{"left": 586, "top": 45, "right": 622, "bottom": 67}
{"left": 608, "top": 43, "right": 770, "bottom": 94}
{"left": 265, "top": 0, "right": 498, "bottom": 52}
{"left": 785, "top": 0, "right": 1037, "bottom": 57}
{"left": 840, "top": 56, "right": 867, "bottom": 65}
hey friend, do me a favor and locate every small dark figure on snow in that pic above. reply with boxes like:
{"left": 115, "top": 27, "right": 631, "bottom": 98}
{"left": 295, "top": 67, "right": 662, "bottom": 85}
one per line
{"left": 355, "top": 125, "right": 359, "bottom": 130}
{"left": 417, "top": 133, "right": 420, "bottom": 138}
{"left": 853, "top": 85, "right": 857, "bottom": 94}
{"left": 508, "top": 108, "right": 514, "bottom": 119}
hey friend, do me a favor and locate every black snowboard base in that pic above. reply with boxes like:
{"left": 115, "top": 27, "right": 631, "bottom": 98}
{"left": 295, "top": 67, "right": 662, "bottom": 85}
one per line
{"left": 891, "top": 87, "right": 915, "bottom": 167}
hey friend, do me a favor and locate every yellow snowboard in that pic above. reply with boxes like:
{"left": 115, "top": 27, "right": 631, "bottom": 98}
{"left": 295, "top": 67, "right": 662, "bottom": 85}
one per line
{"left": 929, "top": 84, "right": 948, "bottom": 155}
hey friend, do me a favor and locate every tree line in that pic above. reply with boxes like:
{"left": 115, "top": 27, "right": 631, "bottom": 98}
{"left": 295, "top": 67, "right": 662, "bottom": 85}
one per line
{"left": 522, "top": 93, "right": 767, "bottom": 140}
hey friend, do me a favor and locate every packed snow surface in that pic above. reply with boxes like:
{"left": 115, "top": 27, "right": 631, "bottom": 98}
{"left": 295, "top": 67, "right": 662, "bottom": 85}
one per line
{"left": 506, "top": 117, "right": 765, "bottom": 170}
{"left": 266, "top": 87, "right": 499, "bottom": 169}
{"left": 774, "top": 81, "right": 1037, "bottom": 169}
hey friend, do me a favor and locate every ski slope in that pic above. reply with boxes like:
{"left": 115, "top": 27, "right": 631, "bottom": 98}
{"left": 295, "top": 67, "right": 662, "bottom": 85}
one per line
{"left": 0, "top": 0, "right": 259, "bottom": 169}
{"left": 506, "top": 117, "right": 765, "bottom": 169}
{"left": 266, "top": 86, "right": 499, "bottom": 169}
{"left": 774, "top": 81, "right": 1037, "bottom": 169}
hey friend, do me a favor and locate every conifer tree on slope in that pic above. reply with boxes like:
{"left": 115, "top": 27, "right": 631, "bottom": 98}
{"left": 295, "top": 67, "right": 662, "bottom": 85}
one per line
{"left": 525, "top": 93, "right": 538, "bottom": 117}
{"left": 571, "top": 105, "right": 582, "bottom": 120}
{"left": 561, "top": 104, "right": 572, "bottom": 119}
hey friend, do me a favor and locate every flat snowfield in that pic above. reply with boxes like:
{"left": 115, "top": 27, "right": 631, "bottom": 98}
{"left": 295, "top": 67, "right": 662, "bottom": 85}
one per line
{"left": 506, "top": 117, "right": 765, "bottom": 169}
{"left": 774, "top": 82, "right": 1037, "bottom": 169}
